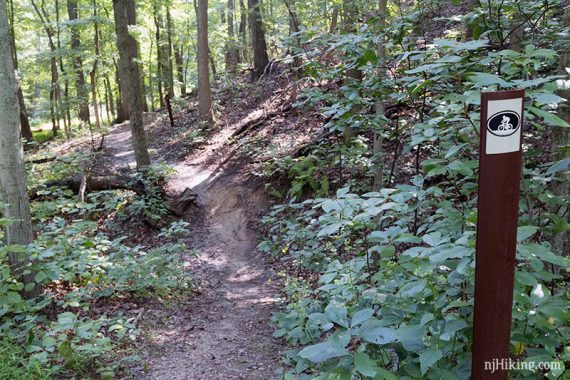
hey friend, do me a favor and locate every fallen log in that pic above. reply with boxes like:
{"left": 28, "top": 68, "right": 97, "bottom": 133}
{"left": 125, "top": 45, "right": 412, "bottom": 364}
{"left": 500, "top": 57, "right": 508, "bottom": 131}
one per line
{"left": 25, "top": 156, "right": 57, "bottom": 164}
{"left": 30, "top": 177, "right": 198, "bottom": 217}
{"left": 30, "top": 175, "right": 146, "bottom": 200}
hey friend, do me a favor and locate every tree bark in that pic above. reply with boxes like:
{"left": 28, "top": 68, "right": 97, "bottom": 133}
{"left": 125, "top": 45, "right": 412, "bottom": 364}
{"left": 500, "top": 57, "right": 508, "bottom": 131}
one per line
{"left": 7, "top": 0, "right": 32, "bottom": 141}
{"left": 0, "top": 0, "right": 39, "bottom": 297}
{"left": 195, "top": 0, "right": 213, "bottom": 125}
{"left": 372, "top": 0, "right": 387, "bottom": 191}
{"left": 175, "top": 45, "right": 186, "bottom": 95}
{"left": 113, "top": 0, "right": 151, "bottom": 167}
{"left": 166, "top": 6, "right": 175, "bottom": 98}
{"left": 153, "top": 7, "right": 165, "bottom": 107}
{"left": 226, "top": 0, "right": 240, "bottom": 72}
{"left": 31, "top": 0, "right": 61, "bottom": 136}
{"left": 239, "top": 0, "right": 247, "bottom": 62}
{"left": 248, "top": 0, "right": 269, "bottom": 80}
{"left": 341, "top": 0, "right": 361, "bottom": 143}
{"left": 67, "top": 0, "right": 90, "bottom": 125}
{"left": 90, "top": 0, "right": 101, "bottom": 130}
{"left": 114, "top": 58, "right": 129, "bottom": 122}
{"left": 551, "top": 7, "right": 570, "bottom": 260}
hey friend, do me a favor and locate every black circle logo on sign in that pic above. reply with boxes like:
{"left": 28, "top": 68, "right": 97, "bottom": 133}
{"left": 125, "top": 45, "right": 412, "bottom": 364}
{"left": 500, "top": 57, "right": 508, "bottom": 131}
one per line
{"left": 487, "top": 111, "right": 520, "bottom": 137}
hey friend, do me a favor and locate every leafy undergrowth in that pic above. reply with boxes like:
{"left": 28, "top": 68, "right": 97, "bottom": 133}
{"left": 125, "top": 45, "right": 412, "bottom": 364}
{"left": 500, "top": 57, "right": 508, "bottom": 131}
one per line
{"left": 256, "top": 4, "right": 570, "bottom": 379}
{"left": 0, "top": 151, "right": 191, "bottom": 378}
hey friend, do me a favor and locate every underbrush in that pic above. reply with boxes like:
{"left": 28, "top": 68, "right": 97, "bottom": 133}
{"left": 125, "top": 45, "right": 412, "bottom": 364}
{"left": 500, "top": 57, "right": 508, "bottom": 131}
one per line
{"left": 0, "top": 154, "right": 191, "bottom": 378}
{"left": 260, "top": 185, "right": 569, "bottom": 379}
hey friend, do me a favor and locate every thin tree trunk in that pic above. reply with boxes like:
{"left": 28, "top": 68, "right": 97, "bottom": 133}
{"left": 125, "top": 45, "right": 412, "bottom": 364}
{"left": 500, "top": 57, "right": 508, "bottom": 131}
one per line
{"left": 67, "top": 0, "right": 90, "bottom": 125}
{"left": 113, "top": 0, "right": 151, "bottom": 167}
{"left": 31, "top": 0, "right": 61, "bottom": 136}
{"left": 175, "top": 45, "right": 186, "bottom": 95}
{"left": 329, "top": 7, "right": 339, "bottom": 33}
{"left": 0, "top": 0, "right": 39, "bottom": 297}
{"left": 248, "top": 0, "right": 269, "bottom": 80}
{"left": 341, "top": 0, "right": 361, "bottom": 142}
{"left": 55, "top": 0, "right": 71, "bottom": 137}
{"left": 372, "top": 0, "right": 387, "bottom": 191}
{"left": 166, "top": 6, "right": 175, "bottom": 98}
{"left": 239, "top": 0, "right": 247, "bottom": 62}
{"left": 552, "top": 7, "right": 570, "bottom": 260}
{"left": 7, "top": 0, "right": 32, "bottom": 141}
{"left": 195, "top": 0, "right": 213, "bottom": 125}
{"left": 114, "top": 58, "right": 129, "bottom": 122}
{"left": 226, "top": 0, "right": 239, "bottom": 72}
{"left": 209, "top": 48, "right": 217, "bottom": 78}
{"left": 154, "top": 7, "right": 165, "bottom": 107}
{"left": 104, "top": 75, "right": 115, "bottom": 117}
{"left": 91, "top": 0, "right": 101, "bottom": 130}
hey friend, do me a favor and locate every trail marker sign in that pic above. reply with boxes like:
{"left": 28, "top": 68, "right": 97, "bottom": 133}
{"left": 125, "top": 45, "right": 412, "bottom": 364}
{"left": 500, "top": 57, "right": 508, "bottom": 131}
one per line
{"left": 472, "top": 89, "right": 524, "bottom": 379}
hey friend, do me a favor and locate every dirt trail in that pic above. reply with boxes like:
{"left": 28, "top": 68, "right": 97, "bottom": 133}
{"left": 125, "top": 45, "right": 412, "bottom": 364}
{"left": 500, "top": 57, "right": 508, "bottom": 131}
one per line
{"left": 105, "top": 121, "right": 282, "bottom": 379}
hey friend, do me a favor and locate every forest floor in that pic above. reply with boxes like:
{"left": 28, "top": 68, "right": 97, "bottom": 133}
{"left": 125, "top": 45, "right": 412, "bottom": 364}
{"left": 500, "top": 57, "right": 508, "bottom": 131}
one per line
{"left": 80, "top": 73, "right": 324, "bottom": 379}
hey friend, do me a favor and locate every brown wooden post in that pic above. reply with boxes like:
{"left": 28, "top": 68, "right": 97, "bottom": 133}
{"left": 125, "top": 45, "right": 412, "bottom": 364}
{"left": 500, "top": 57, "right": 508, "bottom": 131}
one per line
{"left": 472, "top": 89, "right": 525, "bottom": 379}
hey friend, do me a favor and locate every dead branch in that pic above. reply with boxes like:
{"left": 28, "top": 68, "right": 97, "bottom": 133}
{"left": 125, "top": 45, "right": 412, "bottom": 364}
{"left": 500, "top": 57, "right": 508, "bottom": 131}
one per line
{"left": 231, "top": 104, "right": 293, "bottom": 139}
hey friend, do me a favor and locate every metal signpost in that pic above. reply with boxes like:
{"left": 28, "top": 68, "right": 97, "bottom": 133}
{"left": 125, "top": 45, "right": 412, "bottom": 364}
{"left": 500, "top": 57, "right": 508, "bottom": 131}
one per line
{"left": 472, "top": 89, "right": 525, "bottom": 379}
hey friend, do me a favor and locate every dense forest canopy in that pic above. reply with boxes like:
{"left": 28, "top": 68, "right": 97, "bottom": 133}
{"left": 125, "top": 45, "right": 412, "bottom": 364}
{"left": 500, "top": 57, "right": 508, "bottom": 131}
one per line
{"left": 0, "top": 0, "right": 568, "bottom": 378}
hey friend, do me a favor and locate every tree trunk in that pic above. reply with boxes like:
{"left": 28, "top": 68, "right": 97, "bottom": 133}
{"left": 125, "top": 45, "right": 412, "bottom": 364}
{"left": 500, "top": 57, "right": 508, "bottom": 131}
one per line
{"left": 7, "top": 0, "right": 32, "bottom": 141}
{"left": 195, "top": 0, "right": 213, "bottom": 125}
{"left": 341, "top": 0, "right": 361, "bottom": 143}
{"left": 0, "top": 0, "right": 39, "bottom": 297}
{"left": 551, "top": 7, "right": 570, "bottom": 260}
{"left": 113, "top": 0, "right": 151, "bottom": 167}
{"left": 31, "top": 0, "right": 61, "bottom": 136}
{"left": 209, "top": 48, "right": 217, "bottom": 78}
{"left": 248, "top": 0, "right": 269, "bottom": 80}
{"left": 114, "top": 58, "right": 129, "bottom": 122}
{"left": 239, "top": 0, "right": 247, "bottom": 62}
{"left": 90, "top": 0, "right": 101, "bottom": 130}
{"left": 154, "top": 4, "right": 174, "bottom": 102}
{"left": 67, "top": 0, "right": 90, "bottom": 125}
{"left": 372, "top": 0, "right": 387, "bottom": 191}
{"left": 55, "top": 0, "right": 71, "bottom": 137}
{"left": 329, "top": 7, "right": 339, "bottom": 33}
{"left": 175, "top": 45, "right": 186, "bottom": 95}
{"left": 154, "top": 7, "right": 165, "bottom": 107}
{"left": 104, "top": 75, "right": 115, "bottom": 117}
{"left": 166, "top": 7, "right": 175, "bottom": 98}
{"left": 226, "top": 0, "right": 240, "bottom": 72}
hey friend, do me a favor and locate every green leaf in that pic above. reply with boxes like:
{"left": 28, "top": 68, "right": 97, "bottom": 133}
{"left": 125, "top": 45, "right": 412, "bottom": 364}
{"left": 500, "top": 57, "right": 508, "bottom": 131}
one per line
{"left": 419, "top": 348, "right": 443, "bottom": 375}
{"left": 398, "top": 279, "right": 427, "bottom": 298}
{"left": 325, "top": 302, "right": 349, "bottom": 328}
{"left": 517, "top": 243, "right": 570, "bottom": 267}
{"left": 373, "top": 367, "right": 398, "bottom": 380}
{"left": 517, "top": 226, "right": 539, "bottom": 242}
{"left": 351, "top": 308, "right": 374, "bottom": 327}
{"left": 528, "top": 106, "right": 570, "bottom": 127}
{"left": 358, "top": 319, "right": 398, "bottom": 345}
{"left": 546, "top": 157, "right": 570, "bottom": 176}
{"left": 354, "top": 352, "right": 378, "bottom": 377}
{"left": 467, "top": 72, "right": 511, "bottom": 87}
{"left": 405, "top": 63, "right": 448, "bottom": 74}
{"left": 298, "top": 337, "right": 349, "bottom": 363}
